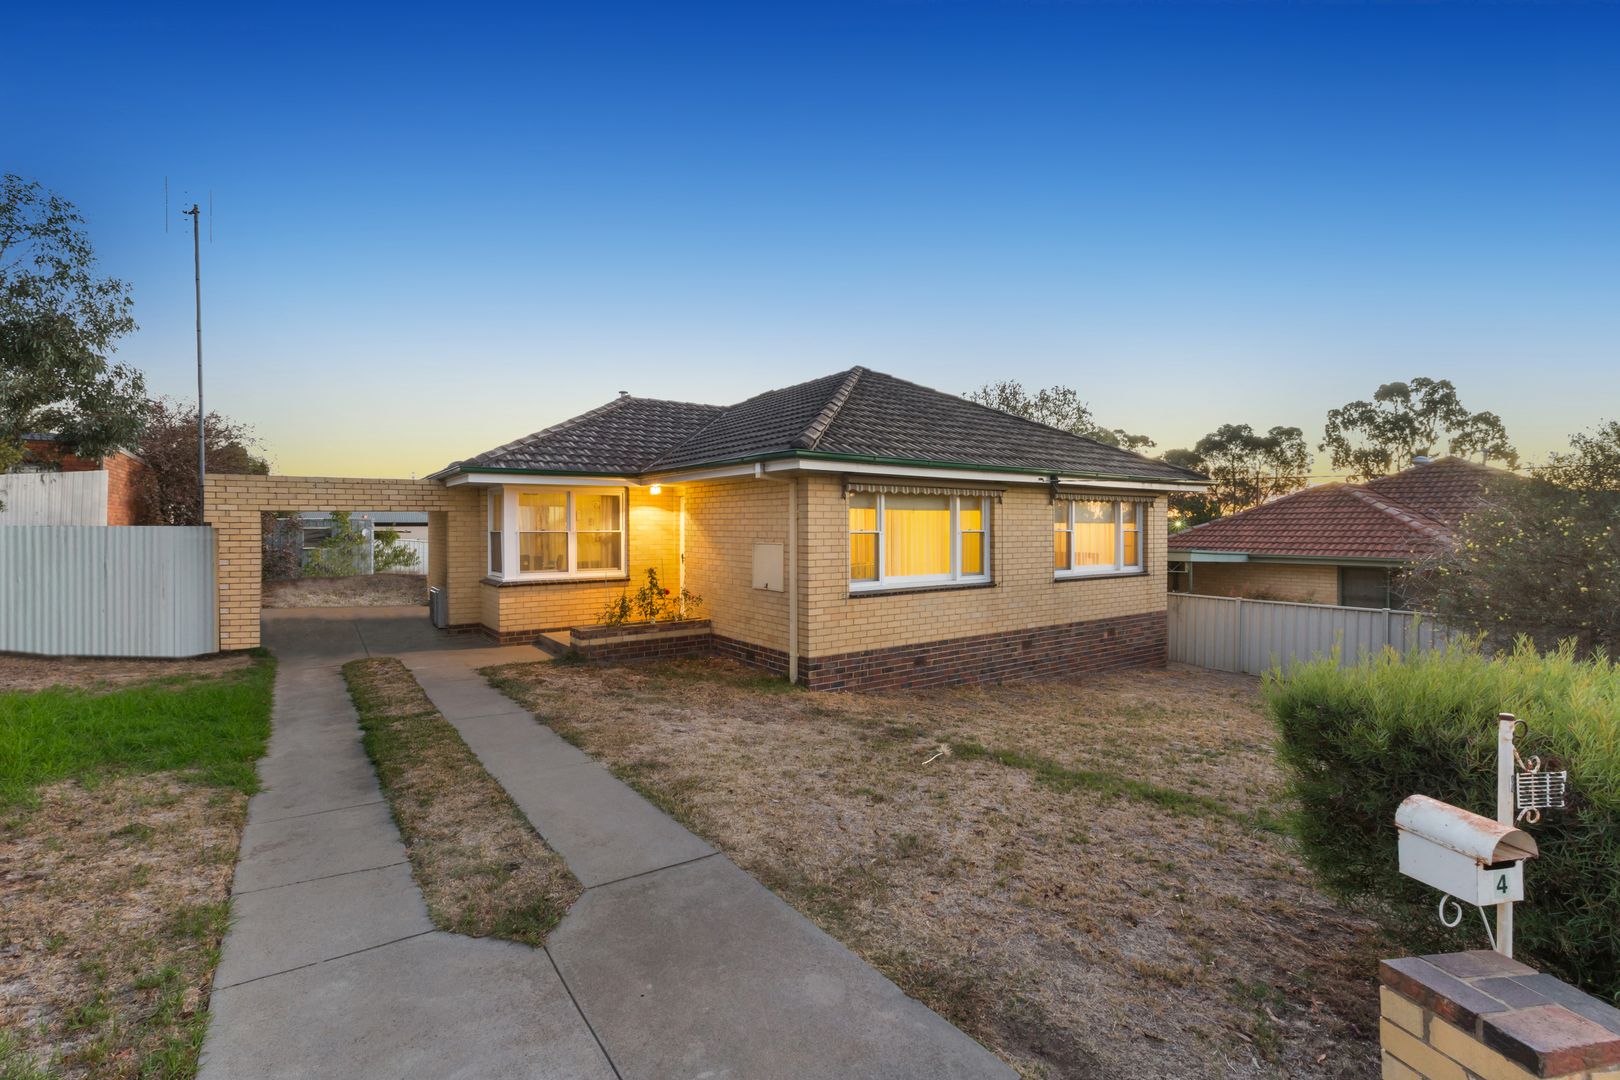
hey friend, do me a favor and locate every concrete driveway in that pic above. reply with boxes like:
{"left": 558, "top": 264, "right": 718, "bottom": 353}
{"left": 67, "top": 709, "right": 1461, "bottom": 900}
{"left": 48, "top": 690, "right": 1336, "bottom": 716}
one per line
{"left": 200, "top": 606, "right": 1014, "bottom": 1080}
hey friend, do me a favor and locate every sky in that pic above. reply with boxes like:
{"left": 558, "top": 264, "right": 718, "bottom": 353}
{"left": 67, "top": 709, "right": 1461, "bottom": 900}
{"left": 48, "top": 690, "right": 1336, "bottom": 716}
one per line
{"left": 8, "top": 1, "right": 1618, "bottom": 478}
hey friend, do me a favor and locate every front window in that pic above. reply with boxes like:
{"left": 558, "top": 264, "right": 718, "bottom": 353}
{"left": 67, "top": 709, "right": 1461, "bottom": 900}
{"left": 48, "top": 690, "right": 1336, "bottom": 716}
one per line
{"left": 1054, "top": 499, "right": 1144, "bottom": 577}
{"left": 849, "top": 492, "right": 991, "bottom": 590}
{"left": 488, "top": 487, "right": 625, "bottom": 579}
{"left": 488, "top": 489, "right": 504, "bottom": 575}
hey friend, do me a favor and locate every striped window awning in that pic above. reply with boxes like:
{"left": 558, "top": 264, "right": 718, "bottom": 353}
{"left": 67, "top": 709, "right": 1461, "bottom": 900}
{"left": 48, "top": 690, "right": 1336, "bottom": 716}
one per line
{"left": 844, "top": 480, "right": 1005, "bottom": 500}
{"left": 1051, "top": 488, "right": 1155, "bottom": 502}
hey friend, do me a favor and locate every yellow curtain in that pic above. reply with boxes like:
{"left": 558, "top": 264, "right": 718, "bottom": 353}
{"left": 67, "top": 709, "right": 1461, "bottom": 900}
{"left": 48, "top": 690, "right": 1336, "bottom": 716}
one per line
{"left": 884, "top": 495, "right": 950, "bottom": 576}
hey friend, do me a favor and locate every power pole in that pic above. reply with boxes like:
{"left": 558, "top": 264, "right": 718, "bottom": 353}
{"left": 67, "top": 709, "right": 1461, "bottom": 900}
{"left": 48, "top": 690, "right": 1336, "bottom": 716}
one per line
{"left": 184, "top": 204, "right": 206, "bottom": 522}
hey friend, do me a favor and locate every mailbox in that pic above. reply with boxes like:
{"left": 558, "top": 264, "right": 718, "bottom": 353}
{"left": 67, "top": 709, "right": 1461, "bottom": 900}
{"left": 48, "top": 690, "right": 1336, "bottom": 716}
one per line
{"left": 1395, "top": 794, "right": 1538, "bottom": 907}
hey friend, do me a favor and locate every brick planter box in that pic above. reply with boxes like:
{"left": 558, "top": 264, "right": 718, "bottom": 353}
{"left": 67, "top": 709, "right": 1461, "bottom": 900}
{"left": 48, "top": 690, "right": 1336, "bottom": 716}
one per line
{"left": 569, "top": 619, "right": 713, "bottom": 663}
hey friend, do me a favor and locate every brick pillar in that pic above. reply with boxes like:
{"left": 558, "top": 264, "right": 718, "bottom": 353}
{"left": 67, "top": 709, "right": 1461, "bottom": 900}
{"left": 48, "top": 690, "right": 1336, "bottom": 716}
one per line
{"left": 1380, "top": 950, "right": 1620, "bottom": 1079}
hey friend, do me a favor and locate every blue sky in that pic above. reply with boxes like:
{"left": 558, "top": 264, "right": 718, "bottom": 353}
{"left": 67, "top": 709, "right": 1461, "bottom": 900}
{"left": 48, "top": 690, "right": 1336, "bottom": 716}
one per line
{"left": 9, "top": 1, "right": 1617, "bottom": 476}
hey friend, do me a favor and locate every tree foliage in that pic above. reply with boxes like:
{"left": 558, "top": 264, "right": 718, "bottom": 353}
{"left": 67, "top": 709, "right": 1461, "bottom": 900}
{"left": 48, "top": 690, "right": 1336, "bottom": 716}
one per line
{"left": 1321, "top": 377, "right": 1516, "bottom": 480}
{"left": 1409, "top": 422, "right": 1620, "bottom": 658}
{"left": 966, "top": 381, "right": 1154, "bottom": 451}
{"left": 137, "top": 397, "right": 269, "bottom": 526}
{"left": 0, "top": 175, "right": 144, "bottom": 477}
{"left": 1161, "top": 423, "right": 1310, "bottom": 528}
{"left": 303, "top": 512, "right": 370, "bottom": 577}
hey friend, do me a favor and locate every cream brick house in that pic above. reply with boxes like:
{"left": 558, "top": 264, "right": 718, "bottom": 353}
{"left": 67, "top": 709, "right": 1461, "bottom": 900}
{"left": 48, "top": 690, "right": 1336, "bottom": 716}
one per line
{"left": 424, "top": 367, "right": 1206, "bottom": 690}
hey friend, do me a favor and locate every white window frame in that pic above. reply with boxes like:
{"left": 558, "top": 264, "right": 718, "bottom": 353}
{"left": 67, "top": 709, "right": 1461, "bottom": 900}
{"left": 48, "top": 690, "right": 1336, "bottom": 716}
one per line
{"left": 487, "top": 485, "right": 628, "bottom": 582}
{"left": 848, "top": 493, "right": 992, "bottom": 593}
{"left": 487, "top": 488, "right": 504, "bottom": 577}
{"left": 1054, "top": 498, "right": 1145, "bottom": 579}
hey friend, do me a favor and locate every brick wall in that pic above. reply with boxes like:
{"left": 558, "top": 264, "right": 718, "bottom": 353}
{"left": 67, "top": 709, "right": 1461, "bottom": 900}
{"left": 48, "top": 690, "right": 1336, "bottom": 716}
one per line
{"left": 802, "top": 610, "right": 1165, "bottom": 690}
{"left": 203, "top": 475, "right": 479, "bottom": 650}
{"left": 101, "top": 453, "right": 147, "bottom": 525}
{"left": 681, "top": 475, "right": 1172, "bottom": 688}
{"left": 570, "top": 619, "right": 712, "bottom": 662}
{"left": 475, "top": 487, "right": 682, "bottom": 639}
{"left": 682, "top": 477, "right": 791, "bottom": 654}
{"left": 1380, "top": 951, "right": 1620, "bottom": 1080}
{"left": 1186, "top": 560, "right": 1340, "bottom": 605}
{"left": 21, "top": 440, "right": 149, "bottom": 525}
{"left": 800, "top": 476, "right": 1168, "bottom": 660}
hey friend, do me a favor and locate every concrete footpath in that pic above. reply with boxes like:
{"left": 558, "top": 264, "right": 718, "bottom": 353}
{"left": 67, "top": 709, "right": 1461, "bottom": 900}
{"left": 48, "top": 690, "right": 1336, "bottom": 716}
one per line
{"left": 200, "top": 607, "right": 1014, "bottom": 1080}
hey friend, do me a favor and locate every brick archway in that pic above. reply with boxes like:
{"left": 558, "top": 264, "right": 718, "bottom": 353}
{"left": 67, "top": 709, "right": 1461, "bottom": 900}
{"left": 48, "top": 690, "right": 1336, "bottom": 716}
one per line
{"left": 203, "top": 475, "right": 480, "bottom": 650}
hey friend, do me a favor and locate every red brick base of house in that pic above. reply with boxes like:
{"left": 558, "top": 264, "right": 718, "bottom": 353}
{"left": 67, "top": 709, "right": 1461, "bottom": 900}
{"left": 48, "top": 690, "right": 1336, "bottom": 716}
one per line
{"left": 715, "top": 610, "right": 1168, "bottom": 691}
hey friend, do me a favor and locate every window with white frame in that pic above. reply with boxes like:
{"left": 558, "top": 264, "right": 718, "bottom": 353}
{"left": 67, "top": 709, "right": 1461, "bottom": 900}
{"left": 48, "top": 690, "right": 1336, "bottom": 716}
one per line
{"left": 487, "top": 489, "right": 504, "bottom": 575}
{"left": 1054, "top": 499, "right": 1144, "bottom": 577}
{"left": 486, "top": 487, "right": 626, "bottom": 579}
{"left": 848, "top": 491, "right": 991, "bottom": 590}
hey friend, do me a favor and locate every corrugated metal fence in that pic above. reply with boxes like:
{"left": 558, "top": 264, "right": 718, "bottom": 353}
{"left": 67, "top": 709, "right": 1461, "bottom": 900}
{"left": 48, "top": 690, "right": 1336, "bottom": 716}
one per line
{"left": 0, "top": 471, "right": 109, "bottom": 525}
{"left": 1167, "top": 592, "right": 1457, "bottom": 675}
{"left": 0, "top": 527, "right": 217, "bottom": 658}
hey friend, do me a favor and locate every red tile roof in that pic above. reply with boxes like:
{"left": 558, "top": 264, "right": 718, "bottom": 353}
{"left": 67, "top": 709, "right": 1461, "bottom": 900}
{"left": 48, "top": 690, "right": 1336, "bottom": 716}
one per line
{"left": 1168, "top": 457, "right": 1503, "bottom": 562}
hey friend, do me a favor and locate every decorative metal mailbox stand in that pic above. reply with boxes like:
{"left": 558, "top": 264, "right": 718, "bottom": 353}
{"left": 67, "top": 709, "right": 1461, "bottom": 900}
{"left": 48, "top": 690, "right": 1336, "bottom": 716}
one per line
{"left": 1393, "top": 713, "right": 1567, "bottom": 958}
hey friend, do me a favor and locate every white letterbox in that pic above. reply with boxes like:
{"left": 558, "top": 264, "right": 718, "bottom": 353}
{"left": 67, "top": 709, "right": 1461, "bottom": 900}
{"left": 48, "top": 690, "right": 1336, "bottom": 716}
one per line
{"left": 1395, "top": 794, "right": 1538, "bottom": 907}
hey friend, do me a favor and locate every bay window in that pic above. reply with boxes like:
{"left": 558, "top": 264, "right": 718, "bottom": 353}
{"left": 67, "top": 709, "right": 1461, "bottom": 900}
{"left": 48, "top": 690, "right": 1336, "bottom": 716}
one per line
{"left": 487, "top": 486, "right": 625, "bottom": 580}
{"left": 1055, "top": 499, "right": 1144, "bottom": 577}
{"left": 487, "top": 489, "right": 504, "bottom": 575}
{"left": 848, "top": 491, "right": 992, "bottom": 591}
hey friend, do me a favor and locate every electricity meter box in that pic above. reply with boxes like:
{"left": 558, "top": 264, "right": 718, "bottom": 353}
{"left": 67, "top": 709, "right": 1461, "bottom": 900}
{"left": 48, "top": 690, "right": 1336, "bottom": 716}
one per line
{"left": 1394, "top": 794, "right": 1538, "bottom": 907}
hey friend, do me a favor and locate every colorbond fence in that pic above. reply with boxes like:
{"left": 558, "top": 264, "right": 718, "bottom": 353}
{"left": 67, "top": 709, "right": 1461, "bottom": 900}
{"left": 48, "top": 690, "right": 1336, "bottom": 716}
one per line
{"left": 0, "top": 471, "right": 109, "bottom": 525}
{"left": 1167, "top": 592, "right": 1457, "bottom": 676}
{"left": 0, "top": 526, "right": 217, "bottom": 658}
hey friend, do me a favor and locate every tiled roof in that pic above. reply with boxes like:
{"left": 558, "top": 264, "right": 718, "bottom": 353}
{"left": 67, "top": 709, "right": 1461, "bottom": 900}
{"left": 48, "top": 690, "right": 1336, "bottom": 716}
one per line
{"left": 450, "top": 367, "right": 1204, "bottom": 485}
{"left": 452, "top": 397, "right": 726, "bottom": 474}
{"left": 1168, "top": 457, "right": 1504, "bottom": 562}
{"left": 1362, "top": 457, "right": 1501, "bottom": 529}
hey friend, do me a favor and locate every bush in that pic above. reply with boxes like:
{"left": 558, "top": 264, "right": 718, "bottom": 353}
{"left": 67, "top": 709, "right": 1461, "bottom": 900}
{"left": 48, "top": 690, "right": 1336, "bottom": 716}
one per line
{"left": 598, "top": 567, "right": 703, "bottom": 627}
{"left": 1265, "top": 642, "right": 1620, "bottom": 1003}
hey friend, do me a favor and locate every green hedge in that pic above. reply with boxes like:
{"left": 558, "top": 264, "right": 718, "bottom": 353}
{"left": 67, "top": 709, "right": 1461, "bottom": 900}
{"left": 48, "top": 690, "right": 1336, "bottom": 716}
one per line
{"left": 1265, "top": 642, "right": 1620, "bottom": 1003}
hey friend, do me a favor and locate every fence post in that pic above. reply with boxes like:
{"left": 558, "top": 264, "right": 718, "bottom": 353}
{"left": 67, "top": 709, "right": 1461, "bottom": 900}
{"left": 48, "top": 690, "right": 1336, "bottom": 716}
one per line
{"left": 1384, "top": 607, "right": 1394, "bottom": 654}
{"left": 1233, "top": 596, "right": 1244, "bottom": 674}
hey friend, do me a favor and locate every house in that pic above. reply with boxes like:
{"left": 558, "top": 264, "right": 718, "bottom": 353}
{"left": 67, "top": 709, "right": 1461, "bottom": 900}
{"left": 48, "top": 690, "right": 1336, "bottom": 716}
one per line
{"left": 0, "top": 435, "right": 148, "bottom": 525}
{"left": 1166, "top": 457, "right": 1501, "bottom": 609}
{"left": 426, "top": 367, "right": 1206, "bottom": 690}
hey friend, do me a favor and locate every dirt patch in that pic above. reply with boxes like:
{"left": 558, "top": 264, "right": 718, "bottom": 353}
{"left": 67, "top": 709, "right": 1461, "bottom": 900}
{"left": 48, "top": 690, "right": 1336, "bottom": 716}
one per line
{"left": 263, "top": 574, "right": 426, "bottom": 608}
{"left": 0, "top": 654, "right": 251, "bottom": 695}
{"left": 341, "top": 658, "right": 580, "bottom": 944}
{"left": 485, "top": 659, "right": 1385, "bottom": 1080}
{"left": 0, "top": 775, "right": 243, "bottom": 1078}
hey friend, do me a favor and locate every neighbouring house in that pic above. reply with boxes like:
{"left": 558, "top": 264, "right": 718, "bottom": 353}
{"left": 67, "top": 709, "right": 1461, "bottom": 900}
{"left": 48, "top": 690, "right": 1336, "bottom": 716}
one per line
{"left": 425, "top": 366, "right": 1206, "bottom": 690}
{"left": 1166, "top": 457, "right": 1502, "bottom": 609}
{"left": 0, "top": 434, "right": 148, "bottom": 525}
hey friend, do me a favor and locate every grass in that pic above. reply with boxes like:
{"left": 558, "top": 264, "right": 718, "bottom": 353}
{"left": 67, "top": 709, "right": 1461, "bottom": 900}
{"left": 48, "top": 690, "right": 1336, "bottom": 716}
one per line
{"left": 341, "top": 657, "right": 580, "bottom": 945}
{"left": 484, "top": 656, "right": 1386, "bottom": 1080}
{"left": 0, "top": 655, "right": 276, "bottom": 1080}
{"left": 0, "top": 652, "right": 276, "bottom": 806}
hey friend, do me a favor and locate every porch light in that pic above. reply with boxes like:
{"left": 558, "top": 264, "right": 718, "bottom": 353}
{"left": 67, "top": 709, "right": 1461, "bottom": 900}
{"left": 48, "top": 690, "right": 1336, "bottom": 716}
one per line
{"left": 648, "top": 484, "right": 662, "bottom": 496}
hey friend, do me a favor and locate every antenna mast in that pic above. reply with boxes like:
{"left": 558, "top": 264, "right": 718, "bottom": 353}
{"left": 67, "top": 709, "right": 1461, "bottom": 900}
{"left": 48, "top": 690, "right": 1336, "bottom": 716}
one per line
{"left": 184, "top": 204, "right": 205, "bottom": 522}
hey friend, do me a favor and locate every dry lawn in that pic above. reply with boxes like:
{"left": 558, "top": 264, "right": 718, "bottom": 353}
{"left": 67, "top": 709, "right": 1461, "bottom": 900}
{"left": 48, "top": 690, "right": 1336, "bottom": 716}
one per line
{"left": 341, "top": 658, "right": 581, "bottom": 943}
{"left": 262, "top": 574, "right": 426, "bottom": 608}
{"left": 485, "top": 659, "right": 1385, "bottom": 1080}
{"left": 0, "top": 654, "right": 250, "bottom": 695}
{"left": 0, "top": 777, "right": 242, "bottom": 1078}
